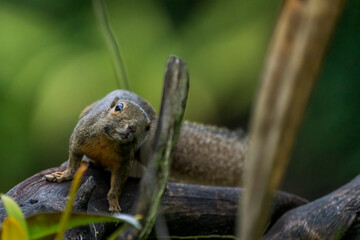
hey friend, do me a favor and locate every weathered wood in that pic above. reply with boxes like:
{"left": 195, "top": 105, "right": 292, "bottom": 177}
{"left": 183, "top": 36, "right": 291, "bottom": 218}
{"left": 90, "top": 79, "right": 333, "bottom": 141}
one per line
{"left": 0, "top": 166, "right": 308, "bottom": 239}
{"left": 124, "top": 56, "right": 190, "bottom": 240}
{"left": 1, "top": 167, "right": 359, "bottom": 239}
{"left": 263, "top": 175, "right": 360, "bottom": 240}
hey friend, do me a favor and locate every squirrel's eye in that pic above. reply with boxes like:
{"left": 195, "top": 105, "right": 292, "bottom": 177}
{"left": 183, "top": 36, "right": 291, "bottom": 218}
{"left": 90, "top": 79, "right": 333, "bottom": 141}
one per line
{"left": 145, "top": 124, "right": 150, "bottom": 131}
{"left": 114, "top": 103, "right": 124, "bottom": 112}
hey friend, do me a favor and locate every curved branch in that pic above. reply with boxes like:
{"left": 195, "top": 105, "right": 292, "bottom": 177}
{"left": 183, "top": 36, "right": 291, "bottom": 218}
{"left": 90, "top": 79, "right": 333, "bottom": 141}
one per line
{"left": 0, "top": 166, "right": 308, "bottom": 239}
{"left": 264, "top": 175, "right": 360, "bottom": 240}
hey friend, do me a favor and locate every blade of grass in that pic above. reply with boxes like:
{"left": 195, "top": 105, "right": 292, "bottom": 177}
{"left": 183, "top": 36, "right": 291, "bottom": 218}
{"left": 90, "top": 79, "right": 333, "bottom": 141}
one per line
{"left": 55, "top": 164, "right": 87, "bottom": 240}
{"left": 92, "top": 0, "right": 130, "bottom": 90}
{"left": 26, "top": 212, "right": 140, "bottom": 239}
{"left": 107, "top": 214, "right": 142, "bottom": 240}
{"left": 108, "top": 223, "right": 130, "bottom": 240}
{"left": 0, "top": 194, "right": 29, "bottom": 239}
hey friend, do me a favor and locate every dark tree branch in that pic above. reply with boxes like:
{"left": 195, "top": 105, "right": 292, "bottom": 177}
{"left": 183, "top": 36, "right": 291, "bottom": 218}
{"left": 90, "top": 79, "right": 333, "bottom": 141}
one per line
{"left": 264, "top": 175, "right": 360, "bottom": 240}
{"left": 1, "top": 167, "right": 359, "bottom": 239}
{"left": 0, "top": 166, "right": 308, "bottom": 239}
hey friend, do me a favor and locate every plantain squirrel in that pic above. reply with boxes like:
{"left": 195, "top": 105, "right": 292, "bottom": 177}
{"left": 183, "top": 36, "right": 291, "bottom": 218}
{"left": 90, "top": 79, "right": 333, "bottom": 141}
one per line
{"left": 45, "top": 90, "right": 157, "bottom": 212}
{"left": 45, "top": 90, "right": 247, "bottom": 212}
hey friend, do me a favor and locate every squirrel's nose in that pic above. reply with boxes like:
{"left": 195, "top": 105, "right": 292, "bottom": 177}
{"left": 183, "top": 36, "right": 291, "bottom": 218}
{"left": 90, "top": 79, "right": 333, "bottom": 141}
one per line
{"left": 128, "top": 125, "right": 137, "bottom": 133}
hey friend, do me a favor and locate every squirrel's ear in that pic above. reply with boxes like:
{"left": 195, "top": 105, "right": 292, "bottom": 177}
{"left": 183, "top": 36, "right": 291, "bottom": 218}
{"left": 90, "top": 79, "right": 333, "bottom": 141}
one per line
{"left": 110, "top": 96, "right": 120, "bottom": 108}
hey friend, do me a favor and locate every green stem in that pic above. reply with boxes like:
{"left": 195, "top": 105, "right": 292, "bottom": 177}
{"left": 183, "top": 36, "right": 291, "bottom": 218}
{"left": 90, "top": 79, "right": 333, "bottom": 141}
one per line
{"left": 92, "top": 0, "right": 130, "bottom": 90}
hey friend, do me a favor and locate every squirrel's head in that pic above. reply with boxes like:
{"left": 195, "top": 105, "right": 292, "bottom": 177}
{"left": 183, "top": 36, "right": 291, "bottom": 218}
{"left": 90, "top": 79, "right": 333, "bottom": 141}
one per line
{"left": 103, "top": 96, "right": 151, "bottom": 149}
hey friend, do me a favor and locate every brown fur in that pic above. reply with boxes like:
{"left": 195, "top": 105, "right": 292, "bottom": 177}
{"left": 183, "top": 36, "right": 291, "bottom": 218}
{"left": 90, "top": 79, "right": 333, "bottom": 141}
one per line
{"left": 170, "top": 121, "right": 248, "bottom": 186}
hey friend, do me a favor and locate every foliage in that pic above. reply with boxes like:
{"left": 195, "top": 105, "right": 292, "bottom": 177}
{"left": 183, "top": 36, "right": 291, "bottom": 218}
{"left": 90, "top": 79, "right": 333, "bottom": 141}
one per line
{"left": 0, "top": 1, "right": 281, "bottom": 192}
{"left": 0, "top": 167, "right": 140, "bottom": 240}
{"left": 0, "top": 0, "right": 359, "bottom": 221}
{"left": 0, "top": 195, "right": 29, "bottom": 240}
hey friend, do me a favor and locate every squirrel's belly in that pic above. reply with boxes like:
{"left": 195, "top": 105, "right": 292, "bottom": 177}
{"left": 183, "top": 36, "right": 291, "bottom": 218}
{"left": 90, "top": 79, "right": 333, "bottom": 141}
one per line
{"left": 80, "top": 139, "right": 121, "bottom": 169}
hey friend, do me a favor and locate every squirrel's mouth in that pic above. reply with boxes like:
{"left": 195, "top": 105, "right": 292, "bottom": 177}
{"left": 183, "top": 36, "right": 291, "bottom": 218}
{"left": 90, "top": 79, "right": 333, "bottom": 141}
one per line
{"left": 118, "top": 128, "right": 137, "bottom": 141}
{"left": 104, "top": 125, "right": 136, "bottom": 141}
{"left": 120, "top": 132, "right": 133, "bottom": 140}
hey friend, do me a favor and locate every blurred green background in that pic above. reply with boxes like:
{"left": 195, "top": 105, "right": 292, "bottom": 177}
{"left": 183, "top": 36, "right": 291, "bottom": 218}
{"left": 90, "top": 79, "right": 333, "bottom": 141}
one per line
{"left": 0, "top": 0, "right": 359, "bottom": 200}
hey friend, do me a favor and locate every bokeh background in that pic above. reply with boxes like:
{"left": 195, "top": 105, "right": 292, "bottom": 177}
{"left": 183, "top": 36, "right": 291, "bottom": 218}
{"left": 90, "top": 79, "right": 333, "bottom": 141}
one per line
{"left": 0, "top": 0, "right": 359, "bottom": 200}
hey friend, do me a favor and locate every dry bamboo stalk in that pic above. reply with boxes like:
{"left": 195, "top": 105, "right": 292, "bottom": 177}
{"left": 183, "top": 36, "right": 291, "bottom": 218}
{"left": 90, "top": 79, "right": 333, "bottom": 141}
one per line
{"left": 239, "top": 0, "right": 346, "bottom": 239}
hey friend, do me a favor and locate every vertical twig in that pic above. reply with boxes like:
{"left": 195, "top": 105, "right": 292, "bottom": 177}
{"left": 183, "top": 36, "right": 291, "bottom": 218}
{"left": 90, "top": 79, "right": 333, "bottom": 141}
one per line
{"left": 92, "top": 0, "right": 130, "bottom": 90}
{"left": 120, "top": 56, "right": 189, "bottom": 240}
{"left": 239, "top": 0, "right": 346, "bottom": 239}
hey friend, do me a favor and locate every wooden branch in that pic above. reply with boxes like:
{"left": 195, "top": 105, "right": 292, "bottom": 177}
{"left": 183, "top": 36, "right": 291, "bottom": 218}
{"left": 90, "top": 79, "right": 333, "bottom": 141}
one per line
{"left": 264, "top": 175, "right": 360, "bottom": 240}
{"left": 121, "top": 56, "right": 190, "bottom": 240}
{"left": 240, "top": 0, "right": 346, "bottom": 239}
{"left": 0, "top": 166, "right": 308, "bottom": 239}
{"left": 1, "top": 167, "right": 359, "bottom": 239}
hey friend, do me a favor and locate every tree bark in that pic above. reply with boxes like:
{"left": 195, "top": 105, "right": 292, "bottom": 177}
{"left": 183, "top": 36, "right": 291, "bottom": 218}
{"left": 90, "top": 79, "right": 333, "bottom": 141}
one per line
{"left": 0, "top": 166, "right": 309, "bottom": 239}
{"left": 263, "top": 175, "right": 360, "bottom": 240}
{"left": 1, "top": 166, "right": 359, "bottom": 239}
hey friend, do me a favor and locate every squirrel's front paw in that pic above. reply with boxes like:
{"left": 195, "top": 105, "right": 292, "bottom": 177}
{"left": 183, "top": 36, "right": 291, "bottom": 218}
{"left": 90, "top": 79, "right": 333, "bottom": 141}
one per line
{"left": 44, "top": 171, "right": 73, "bottom": 183}
{"left": 108, "top": 196, "right": 121, "bottom": 213}
{"left": 108, "top": 203, "right": 121, "bottom": 213}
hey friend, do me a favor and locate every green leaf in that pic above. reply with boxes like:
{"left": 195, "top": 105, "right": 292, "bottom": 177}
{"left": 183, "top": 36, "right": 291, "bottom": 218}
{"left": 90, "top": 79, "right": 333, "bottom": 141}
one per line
{"left": 1, "top": 217, "right": 28, "bottom": 240}
{"left": 27, "top": 212, "right": 141, "bottom": 239}
{"left": 0, "top": 194, "right": 29, "bottom": 239}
